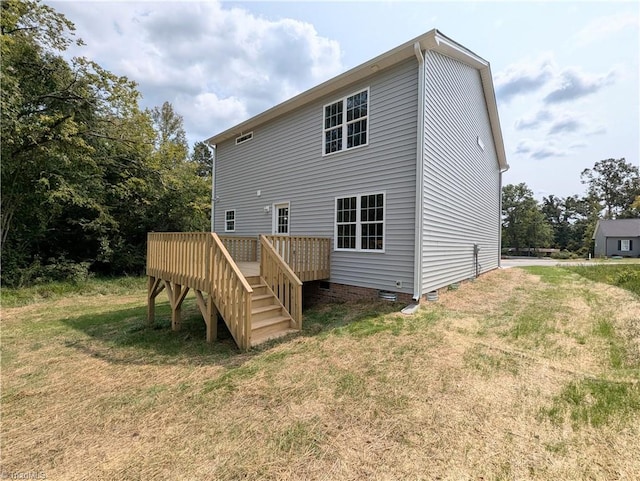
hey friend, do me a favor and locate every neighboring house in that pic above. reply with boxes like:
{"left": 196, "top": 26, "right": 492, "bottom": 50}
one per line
{"left": 206, "top": 29, "right": 509, "bottom": 302}
{"left": 592, "top": 219, "right": 640, "bottom": 258}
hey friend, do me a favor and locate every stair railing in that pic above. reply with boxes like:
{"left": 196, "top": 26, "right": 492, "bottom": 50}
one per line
{"left": 209, "top": 233, "right": 253, "bottom": 349}
{"left": 259, "top": 235, "right": 303, "bottom": 329}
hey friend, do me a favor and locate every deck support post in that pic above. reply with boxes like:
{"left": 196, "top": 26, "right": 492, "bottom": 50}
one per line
{"left": 165, "top": 281, "right": 190, "bottom": 331}
{"left": 195, "top": 290, "right": 218, "bottom": 342}
{"left": 147, "top": 276, "right": 165, "bottom": 325}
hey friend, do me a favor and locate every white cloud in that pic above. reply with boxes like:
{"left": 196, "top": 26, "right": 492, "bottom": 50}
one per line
{"left": 543, "top": 68, "right": 617, "bottom": 104}
{"left": 515, "top": 138, "right": 569, "bottom": 160}
{"left": 494, "top": 55, "right": 554, "bottom": 103}
{"left": 50, "top": 1, "right": 344, "bottom": 145}
{"left": 572, "top": 13, "right": 639, "bottom": 47}
{"left": 514, "top": 109, "right": 552, "bottom": 130}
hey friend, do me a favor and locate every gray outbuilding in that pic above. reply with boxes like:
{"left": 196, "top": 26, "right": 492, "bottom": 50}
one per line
{"left": 592, "top": 219, "right": 640, "bottom": 258}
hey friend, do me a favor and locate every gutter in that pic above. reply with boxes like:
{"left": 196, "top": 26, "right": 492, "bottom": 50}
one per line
{"left": 413, "top": 42, "right": 425, "bottom": 301}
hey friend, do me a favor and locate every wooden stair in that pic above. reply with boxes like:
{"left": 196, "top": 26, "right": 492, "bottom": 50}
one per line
{"left": 246, "top": 276, "right": 297, "bottom": 347}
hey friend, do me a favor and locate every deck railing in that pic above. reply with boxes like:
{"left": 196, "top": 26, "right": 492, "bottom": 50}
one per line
{"left": 219, "top": 236, "right": 258, "bottom": 262}
{"left": 260, "top": 235, "right": 303, "bottom": 328}
{"left": 147, "top": 232, "right": 211, "bottom": 291}
{"left": 264, "top": 235, "right": 331, "bottom": 282}
{"left": 147, "top": 232, "right": 253, "bottom": 349}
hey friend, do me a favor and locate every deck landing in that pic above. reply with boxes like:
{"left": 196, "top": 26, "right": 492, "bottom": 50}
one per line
{"left": 237, "top": 261, "right": 260, "bottom": 277}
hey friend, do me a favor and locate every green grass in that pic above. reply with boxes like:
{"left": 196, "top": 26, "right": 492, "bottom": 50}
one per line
{"left": 542, "top": 379, "right": 640, "bottom": 428}
{"left": 1, "top": 275, "right": 147, "bottom": 308}
{"left": 565, "top": 265, "right": 640, "bottom": 297}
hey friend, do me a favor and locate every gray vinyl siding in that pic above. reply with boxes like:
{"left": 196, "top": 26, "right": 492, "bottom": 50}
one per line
{"left": 604, "top": 237, "right": 640, "bottom": 257}
{"left": 421, "top": 50, "right": 501, "bottom": 294}
{"left": 593, "top": 229, "right": 606, "bottom": 257}
{"left": 214, "top": 59, "right": 418, "bottom": 294}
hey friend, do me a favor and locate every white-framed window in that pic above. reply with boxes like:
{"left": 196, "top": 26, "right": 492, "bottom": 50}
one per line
{"left": 224, "top": 210, "right": 235, "bottom": 232}
{"left": 619, "top": 239, "right": 632, "bottom": 251}
{"left": 334, "top": 192, "right": 384, "bottom": 251}
{"left": 235, "top": 132, "right": 253, "bottom": 145}
{"left": 323, "top": 88, "right": 369, "bottom": 155}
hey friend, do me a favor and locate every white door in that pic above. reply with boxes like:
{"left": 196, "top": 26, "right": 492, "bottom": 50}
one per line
{"left": 273, "top": 202, "right": 290, "bottom": 235}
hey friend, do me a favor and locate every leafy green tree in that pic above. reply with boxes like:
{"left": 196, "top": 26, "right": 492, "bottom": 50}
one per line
{"left": 581, "top": 158, "right": 640, "bottom": 219}
{"left": 502, "top": 183, "right": 553, "bottom": 253}
{"left": 1, "top": 1, "right": 210, "bottom": 284}
{"left": 191, "top": 141, "right": 214, "bottom": 177}
{"left": 1, "top": 0, "right": 142, "bottom": 281}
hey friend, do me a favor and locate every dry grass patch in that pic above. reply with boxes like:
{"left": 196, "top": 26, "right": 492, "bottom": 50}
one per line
{"left": 2, "top": 269, "right": 640, "bottom": 480}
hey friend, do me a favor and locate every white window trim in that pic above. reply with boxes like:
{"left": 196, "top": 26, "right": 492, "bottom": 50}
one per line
{"left": 224, "top": 209, "right": 236, "bottom": 232}
{"left": 334, "top": 191, "right": 385, "bottom": 253}
{"left": 235, "top": 132, "right": 253, "bottom": 145}
{"left": 322, "top": 87, "right": 370, "bottom": 157}
{"left": 620, "top": 239, "right": 631, "bottom": 251}
{"left": 272, "top": 201, "right": 290, "bottom": 235}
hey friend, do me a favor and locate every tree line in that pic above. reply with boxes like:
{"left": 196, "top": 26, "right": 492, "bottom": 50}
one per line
{"left": 502, "top": 158, "right": 640, "bottom": 256}
{"left": 2, "top": 1, "right": 638, "bottom": 287}
{"left": 1, "top": 0, "right": 213, "bottom": 286}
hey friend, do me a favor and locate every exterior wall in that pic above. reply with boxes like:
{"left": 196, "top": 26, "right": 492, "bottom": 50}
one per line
{"left": 604, "top": 237, "right": 640, "bottom": 257}
{"left": 593, "top": 228, "right": 607, "bottom": 257}
{"left": 214, "top": 59, "right": 419, "bottom": 295}
{"left": 421, "top": 50, "right": 501, "bottom": 294}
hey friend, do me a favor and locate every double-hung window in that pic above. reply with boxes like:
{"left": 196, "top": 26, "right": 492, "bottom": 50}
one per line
{"left": 335, "top": 192, "right": 384, "bottom": 251}
{"left": 224, "top": 210, "right": 235, "bottom": 232}
{"left": 323, "top": 88, "right": 369, "bottom": 155}
{"left": 619, "top": 239, "right": 632, "bottom": 252}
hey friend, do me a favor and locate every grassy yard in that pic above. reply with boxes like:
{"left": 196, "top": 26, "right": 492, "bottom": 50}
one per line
{"left": 2, "top": 266, "right": 639, "bottom": 480}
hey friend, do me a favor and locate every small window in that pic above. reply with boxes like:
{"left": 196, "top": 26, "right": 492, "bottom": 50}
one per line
{"left": 323, "top": 88, "right": 369, "bottom": 155}
{"left": 224, "top": 210, "right": 235, "bottom": 232}
{"left": 335, "top": 192, "right": 384, "bottom": 251}
{"left": 619, "top": 239, "right": 632, "bottom": 251}
{"left": 235, "top": 132, "right": 253, "bottom": 145}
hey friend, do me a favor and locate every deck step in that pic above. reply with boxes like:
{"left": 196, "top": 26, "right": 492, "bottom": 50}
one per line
{"left": 252, "top": 293, "right": 276, "bottom": 308}
{"left": 251, "top": 314, "right": 295, "bottom": 346}
{"left": 251, "top": 328, "right": 298, "bottom": 347}
{"left": 251, "top": 304, "right": 284, "bottom": 322}
{"left": 245, "top": 275, "right": 261, "bottom": 285}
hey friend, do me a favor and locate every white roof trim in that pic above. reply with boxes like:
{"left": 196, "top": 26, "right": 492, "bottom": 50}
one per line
{"left": 206, "top": 29, "right": 508, "bottom": 172}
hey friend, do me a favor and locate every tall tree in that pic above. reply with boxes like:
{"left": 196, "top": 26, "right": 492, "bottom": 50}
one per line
{"left": 581, "top": 158, "right": 640, "bottom": 219}
{"left": 191, "top": 141, "right": 214, "bottom": 177}
{"left": 150, "top": 101, "right": 188, "bottom": 165}
{"left": 502, "top": 183, "right": 553, "bottom": 253}
{"left": 1, "top": 0, "right": 143, "bottom": 280}
{"left": 0, "top": 1, "right": 210, "bottom": 285}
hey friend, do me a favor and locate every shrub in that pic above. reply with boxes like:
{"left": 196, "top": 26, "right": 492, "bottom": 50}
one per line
{"left": 1, "top": 256, "right": 92, "bottom": 288}
{"left": 551, "top": 250, "right": 578, "bottom": 260}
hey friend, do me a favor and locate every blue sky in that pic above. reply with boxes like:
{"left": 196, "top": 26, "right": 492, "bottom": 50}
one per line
{"left": 49, "top": 0, "right": 639, "bottom": 199}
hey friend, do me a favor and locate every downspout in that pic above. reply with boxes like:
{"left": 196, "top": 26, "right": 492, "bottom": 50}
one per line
{"left": 498, "top": 168, "right": 503, "bottom": 268}
{"left": 206, "top": 142, "right": 217, "bottom": 232}
{"left": 497, "top": 166, "right": 508, "bottom": 267}
{"left": 413, "top": 42, "right": 426, "bottom": 301}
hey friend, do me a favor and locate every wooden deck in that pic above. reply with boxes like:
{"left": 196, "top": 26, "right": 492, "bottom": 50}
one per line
{"left": 237, "top": 261, "right": 260, "bottom": 277}
{"left": 146, "top": 233, "right": 330, "bottom": 349}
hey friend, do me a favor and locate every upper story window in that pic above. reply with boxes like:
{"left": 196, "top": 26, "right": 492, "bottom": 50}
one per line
{"left": 323, "top": 88, "right": 369, "bottom": 155}
{"left": 224, "top": 210, "right": 235, "bottom": 232}
{"left": 235, "top": 132, "right": 253, "bottom": 145}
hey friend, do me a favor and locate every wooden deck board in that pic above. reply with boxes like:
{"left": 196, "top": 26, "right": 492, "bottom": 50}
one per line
{"left": 237, "top": 261, "right": 260, "bottom": 277}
